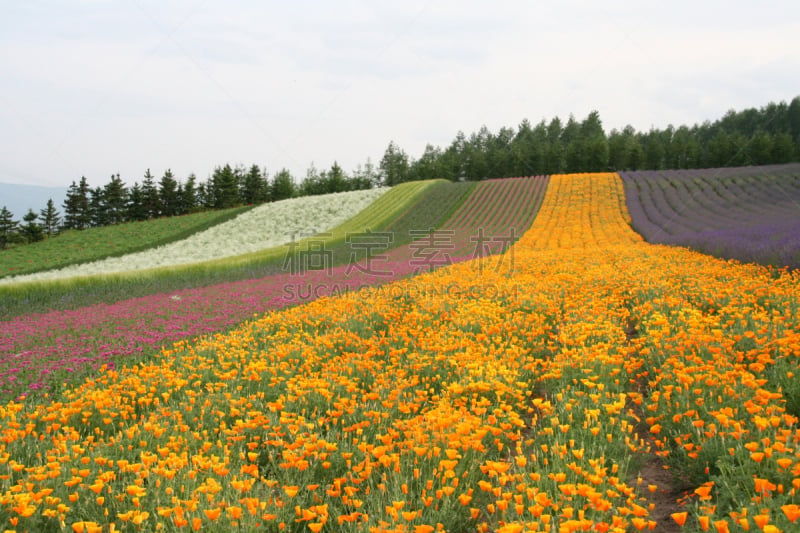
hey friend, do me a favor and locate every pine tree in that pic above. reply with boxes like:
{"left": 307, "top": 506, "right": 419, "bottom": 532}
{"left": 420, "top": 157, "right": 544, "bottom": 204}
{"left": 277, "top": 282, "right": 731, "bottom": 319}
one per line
{"left": 21, "top": 209, "right": 44, "bottom": 243}
{"left": 141, "top": 169, "right": 160, "bottom": 219}
{"left": 62, "top": 177, "right": 91, "bottom": 230}
{"left": 104, "top": 173, "right": 128, "bottom": 224}
{"left": 62, "top": 180, "right": 81, "bottom": 230}
{"left": 127, "top": 182, "right": 147, "bottom": 221}
{"left": 89, "top": 187, "right": 108, "bottom": 227}
{"left": 379, "top": 141, "right": 410, "bottom": 186}
{"left": 242, "top": 164, "right": 269, "bottom": 204}
{"left": 544, "top": 117, "right": 564, "bottom": 174}
{"left": 76, "top": 176, "right": 92, "bottom": 229}
{"left": 580, "top": 110, "right": 609, "bottom": 171}
{"left": 271, "top": 169, "right": 295, "bottom": 201}
{"left": 209, "top": 164, "right": 240, "bottom": 208}
{"left": 326, "top": 161, "right": 347, "bottom": 193}
{"left": 181, "top": 174, "right": 198, "bottom": 213}
{"left": 300, "top": 163, "right": 325, "bottom": 196}
{"left": 40, "top": 199, "right": 61, "bottom": 238}
{"left": 159, "top": 169, "right": 180, "bottom": 217}
{"left": 351, "top": 158, "right": 379, "bottom": 189}
{"left": 0, "top": 206, "right": 18, "bottom": 249}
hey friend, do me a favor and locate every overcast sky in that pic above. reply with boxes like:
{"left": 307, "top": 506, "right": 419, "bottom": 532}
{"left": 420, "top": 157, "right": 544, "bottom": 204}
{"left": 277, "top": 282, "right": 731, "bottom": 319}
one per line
{"left": 1, "top": 0, "right": 799, "bottom": 188}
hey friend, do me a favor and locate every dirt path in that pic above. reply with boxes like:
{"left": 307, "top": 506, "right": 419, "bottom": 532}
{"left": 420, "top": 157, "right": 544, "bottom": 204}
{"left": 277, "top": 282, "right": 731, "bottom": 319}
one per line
{"left": 625, "top": 316, "right": 687, "bottom": 532}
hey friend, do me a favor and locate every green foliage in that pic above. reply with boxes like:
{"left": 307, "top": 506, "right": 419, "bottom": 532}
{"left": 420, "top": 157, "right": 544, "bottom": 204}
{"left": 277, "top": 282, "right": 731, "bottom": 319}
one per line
{"left": 271, "top": 168, "right": 296, "bottom": 201}
{"left": 394, "top": 96, "right": 800, "bottom": 180}
{"left": 380, "top": 141, "right": 411, "bottom": 185}
{"left": 159, "top": 169, "right": 180, "bottom": 216}
{"left": 0, "top": 206, "right": 18, "bottom": 249}
{"left": 20, "top": 209, "right": 44, "bottom": 244}
{"left": 39, "top": 199, "right": 60, "bottom": 238}
{"left": 299, "top": 161, "right": 374, "bottom": 196}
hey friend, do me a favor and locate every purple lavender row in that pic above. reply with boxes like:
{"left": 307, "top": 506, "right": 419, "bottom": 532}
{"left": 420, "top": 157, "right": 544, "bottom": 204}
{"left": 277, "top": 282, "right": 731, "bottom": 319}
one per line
{"left": 620, "top": 163, "right": 800, "bottom": 270}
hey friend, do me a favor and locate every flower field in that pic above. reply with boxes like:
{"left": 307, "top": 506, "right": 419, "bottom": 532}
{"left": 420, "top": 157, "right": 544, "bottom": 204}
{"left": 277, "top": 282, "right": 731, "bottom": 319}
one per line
{"left": 1, "top": 189, "right": 388, "bottom": 285}
{"left": 0, "top": 182, "right": 433, "bottom": 319}
{"left": 0, "top": 177, "right": 545, "bottom": 403}
{"left": 620, "top": 163, "right": 800, "bottom": 269}
{"left": 2, "top": 172, "right": 800, "bottom": 532}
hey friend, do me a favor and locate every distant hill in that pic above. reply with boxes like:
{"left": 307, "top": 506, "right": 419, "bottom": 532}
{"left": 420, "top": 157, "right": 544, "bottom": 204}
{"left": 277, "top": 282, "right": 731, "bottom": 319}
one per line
{"left": 0, "top": 182, "right": 68, "bottom": 220}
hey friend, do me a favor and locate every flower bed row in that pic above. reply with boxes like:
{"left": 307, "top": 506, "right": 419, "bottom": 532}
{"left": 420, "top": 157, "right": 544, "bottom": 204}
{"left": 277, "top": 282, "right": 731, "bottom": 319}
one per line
{"left": 620, "top": 163, "right": 800, "bottom": 269}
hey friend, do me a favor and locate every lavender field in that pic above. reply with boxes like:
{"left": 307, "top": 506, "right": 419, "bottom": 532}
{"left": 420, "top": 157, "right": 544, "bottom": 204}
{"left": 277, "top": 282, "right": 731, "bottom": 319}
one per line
{"left": 620, "top": 163, "right": 800, "bottom": 269}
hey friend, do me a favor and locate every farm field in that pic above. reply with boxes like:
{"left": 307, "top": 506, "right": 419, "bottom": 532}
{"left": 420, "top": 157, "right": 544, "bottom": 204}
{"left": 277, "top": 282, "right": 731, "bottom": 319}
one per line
{"left": 385, "top": 176, "right": 549, "bottom": 264}
{"left": 1, "top": 188, "right": 389, "bottom": 285}
{"left": 0, "top": 181, "right": 435, "bottom": 318}
{"left": 620, "top": 163, "right": 800, "bottom": 269}
{"left": 1, "top": 172, "right": 800, "bottom": 532}
{"left": 0, "top": 206, "right": 252, "bottom": 279}
{"left": 0, "top": 177, "right": 547, "bottom": 403}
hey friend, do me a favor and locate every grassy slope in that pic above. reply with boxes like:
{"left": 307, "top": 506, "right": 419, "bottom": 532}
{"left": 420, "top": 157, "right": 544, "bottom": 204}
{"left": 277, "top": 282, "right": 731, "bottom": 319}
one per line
{"left": 0, "top": 206, "right": 252, "bottom": 278}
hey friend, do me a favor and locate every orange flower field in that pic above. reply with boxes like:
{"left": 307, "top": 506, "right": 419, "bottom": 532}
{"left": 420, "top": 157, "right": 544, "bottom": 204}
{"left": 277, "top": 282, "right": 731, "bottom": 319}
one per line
{"left": 1, "top": 173, "right": 800, "bottom": 532}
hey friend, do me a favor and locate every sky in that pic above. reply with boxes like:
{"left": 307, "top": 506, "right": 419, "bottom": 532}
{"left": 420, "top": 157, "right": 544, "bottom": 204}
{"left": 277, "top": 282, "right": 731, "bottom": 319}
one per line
{"left": 1, "top": 0, "right": 799, "bottom": 189}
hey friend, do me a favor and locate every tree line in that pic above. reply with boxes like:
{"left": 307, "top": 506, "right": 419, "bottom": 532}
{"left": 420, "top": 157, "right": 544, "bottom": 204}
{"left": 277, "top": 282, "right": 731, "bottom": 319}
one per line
{"left": 378, "top": 96, "right": 800, "bottom": 185}
{"left": 0, "top": 161, "right": 379, "bottom": 248}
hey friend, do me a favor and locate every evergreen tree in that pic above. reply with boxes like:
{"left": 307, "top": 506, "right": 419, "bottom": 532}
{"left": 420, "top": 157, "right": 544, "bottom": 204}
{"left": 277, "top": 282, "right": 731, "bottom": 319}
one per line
{"left": 76, "top": 176, "right": 92, "bottom": 229}
{"left": 39, "top": 199, "right": 61, "bottom": 238}
{"left": 141, "top": 169, "right": 160, "bottom": 219}
{"left": 463, "top": 127, "right": 491, "bottom": 180}
{"left": 181, "top": 174, "right": 198, "bottom": 213}
{"left": 410, "top": 144, "right": 444, "bottom": 181}
{"left": 509, "top": 119, "right": 544, "bottom": 177}
{"left": 788, "top": 96, "right": 800, "bottom": 143}
{"left": 127, "top": 182, "right": 147, "bottom": 221}
{"left": 197, "top": 182, "right": 210, "bottom": 208}
{"left": 772, "top": 133, "right": 795, "bottom": 163}
{"left": 351, "top": 158, "right": 380, "bottom": 188}
{"left": 271, "top": 169, "right": 295, "bottom": 201}
{"left": 748, "top": 130, "right": 773, "bottom": 165}
{"left": 103, "top": 173, "right": 128, "bottom": 224}
{"left": 326, "top": 161, "right": 347, "bottom": 193}
{"left": 544, "top": 117, "right": 564, "bottom": 174}
{"left": 607, "top": 129, "right": 628, "bottom": 170}
{"left": 0, "top": 206, "right": 18, "bottom": 249}
{"left": 299, "top": 163, "right": 326, "bottom": 196}
{"left": 580, "top": 111, "right": 609, "bottom": 171}
{"left": 379, "top": 141, "right": 410, "bottom": 186}
{"left": 627, "top": 132, "right": 645, "bottom": 170}
{"left": 241, "top": 164, "right": 269, "bottom": 204}
{"left": 209, "top": 164, "right": 240, "bottom": 208}
{"left": 62, "top": 177, "right": 92, "bottom": 230}
{"left": 62, "top": 180, "right": 82, "bottom": 230}
{"left": 89, "top": 187, "right": 108, "bottom": 227}
{"left": 20, "top": 209, "right": 44, "bottom": 243}
{"left": 437, "top": 142, "right": 465, "bottom": 181}
{"left": 561, "top": 115, "right": 583, "bottom": 172}
{"left": 159, "top": 169, "right": 180, "bottom": 217}
{"left": 486, "top": 126, "right": 515, "bottom": 179}
{"left": 669, "top": 125, "right": 699, "bottom": 169}
{"left": 643, "top": 129, "right": 666, "bottom": 169}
